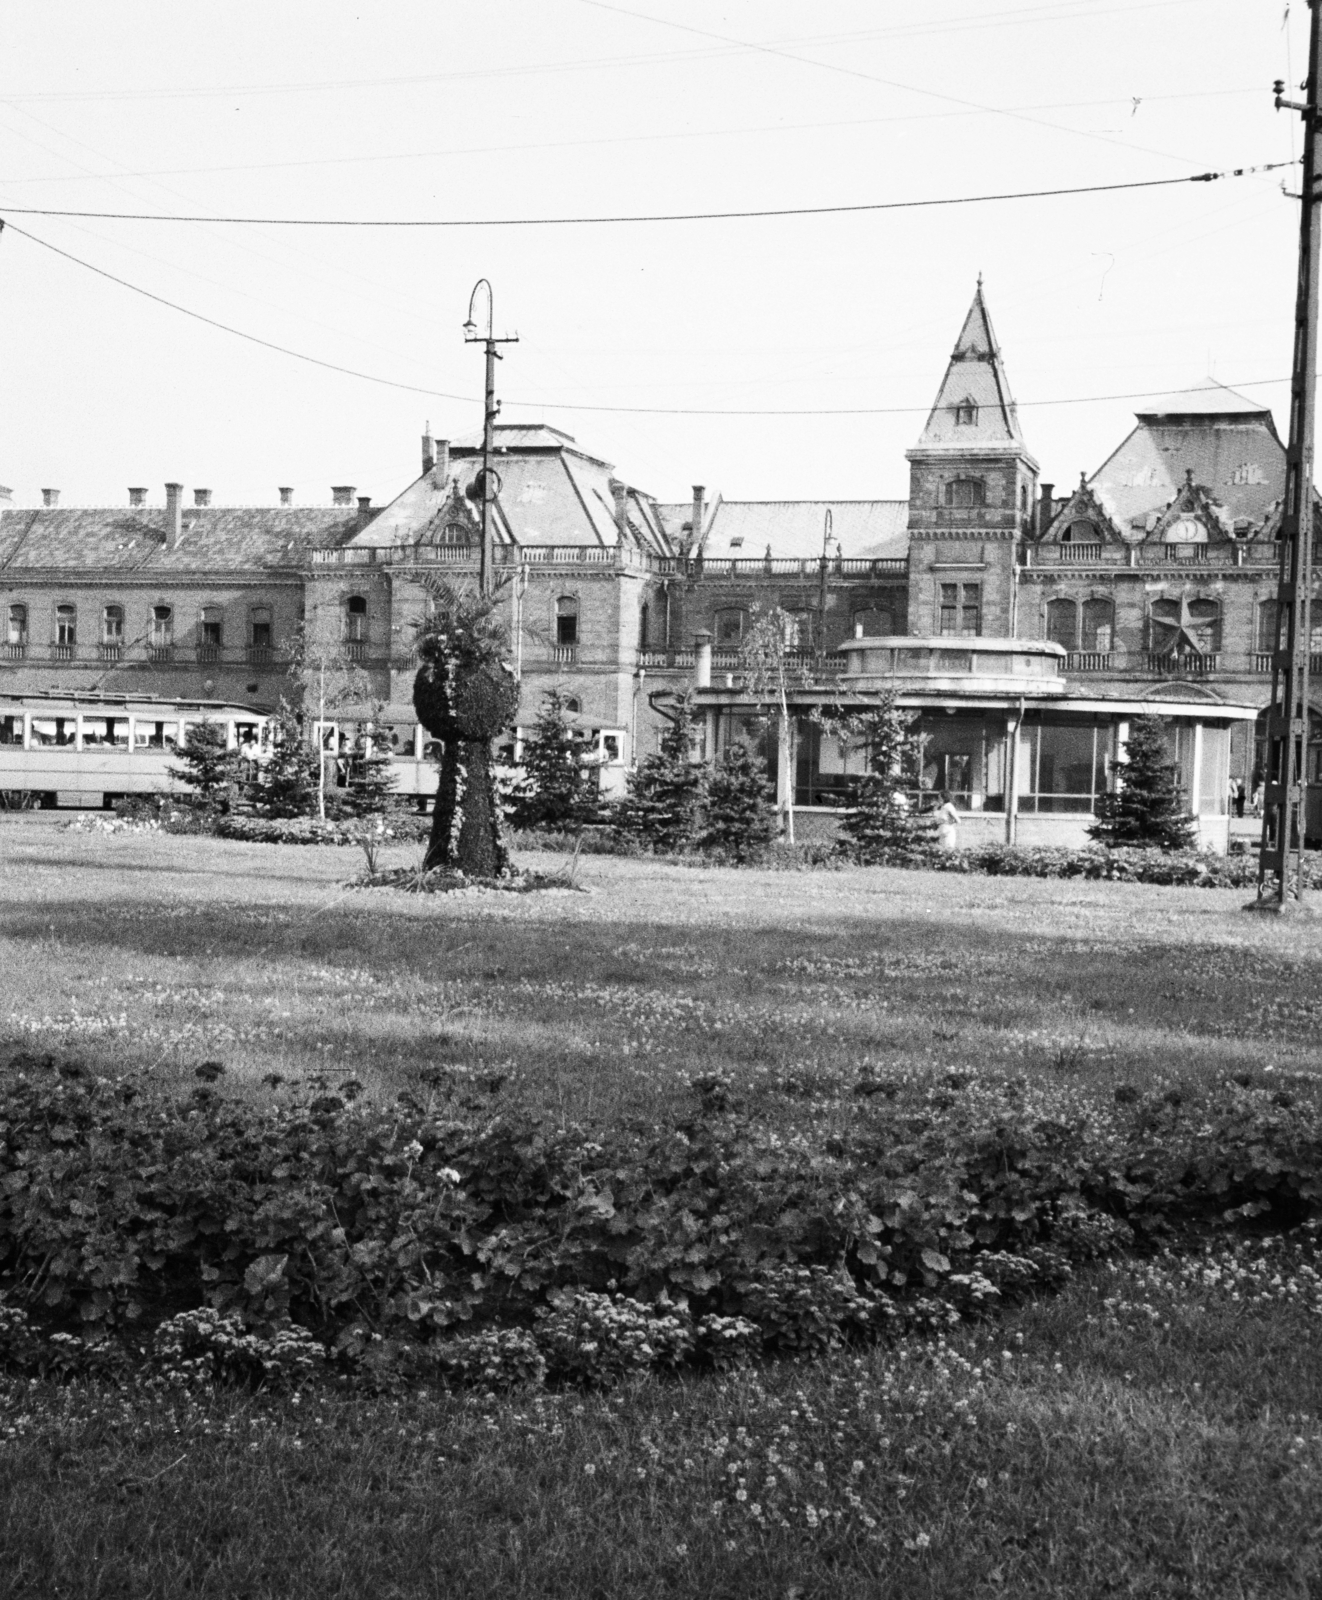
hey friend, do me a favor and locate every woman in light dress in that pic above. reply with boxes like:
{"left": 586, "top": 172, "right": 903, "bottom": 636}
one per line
{"left": 934, "top": 789, "right": 960, "bottom": 851}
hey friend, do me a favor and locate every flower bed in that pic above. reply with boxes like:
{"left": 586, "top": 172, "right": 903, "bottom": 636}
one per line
{"left": 850, "top": 840, "right": 1322, "bottom": 889}
{"left": 214, "top": 813, "right": 430, "bottom": 847}
{"left": 0, "top": 1050, "right": 1317, "bottom": 1392}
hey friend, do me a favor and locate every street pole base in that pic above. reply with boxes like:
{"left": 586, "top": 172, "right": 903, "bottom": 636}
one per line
{"left": 1242, "top": 892, "right": 1316, "bottom": 916}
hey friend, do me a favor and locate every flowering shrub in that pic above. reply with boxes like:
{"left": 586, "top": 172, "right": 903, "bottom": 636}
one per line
{"left": 537, "top": 1292, "right": 694, "bottom": 1383}
{"left": 151, "top": 1309, "right": 324, "bottom": 1391}
{"left": 215, "top": 813, "right": 429, "bottom": 847}
{"left": 694, "top": 1314, "right": 764, "bottom": 1369}
{"left": 431, "top": 1328, "right": 547, "bottom": 1390}
{"left": 733, "top": 1266, "right": 888, "bottom": 1356}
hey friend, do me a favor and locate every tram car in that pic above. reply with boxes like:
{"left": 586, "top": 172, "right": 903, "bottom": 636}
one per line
{"left": 0, "top": 692, "right": 271, "bottom": 809}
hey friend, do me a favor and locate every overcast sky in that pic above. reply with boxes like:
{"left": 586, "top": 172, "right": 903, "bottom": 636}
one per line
{"left": 0, "top": 1, "right": 1306, "bottom": 511}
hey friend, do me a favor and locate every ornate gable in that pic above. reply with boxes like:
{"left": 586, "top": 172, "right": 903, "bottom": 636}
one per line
{"left": 1040, "top": 476, "right": 1125, "bottom": 546}
{"left": 415, "top": 483, "right": 480, "bottom": 548}
{"left": 1147, "top": 471, "right": 1233, "bottom": 546}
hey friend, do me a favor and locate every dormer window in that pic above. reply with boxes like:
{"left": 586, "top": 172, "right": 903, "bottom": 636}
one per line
{"left": 728, "top": 536, "right": 744, "bottom": 550}
{"left": 954, "top": 398, "right": 978, "bottom": 427}
{"left": 945, "top": 477, "right": 986, "bottom": 508}
{"left": 1061, "top": 519, "right": 1097, "bottom": 544}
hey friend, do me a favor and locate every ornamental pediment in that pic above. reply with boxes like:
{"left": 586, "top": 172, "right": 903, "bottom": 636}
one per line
{"left": 1147, "top": 473, "right": 1232, "bottom": 544}
{"left": 1039, "top": 478, "right": 1125, "bottom": 546}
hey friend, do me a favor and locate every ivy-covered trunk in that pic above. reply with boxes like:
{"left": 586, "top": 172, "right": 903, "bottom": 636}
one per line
{"left": 426, "top": 737, "right": 508, "bottom": 876}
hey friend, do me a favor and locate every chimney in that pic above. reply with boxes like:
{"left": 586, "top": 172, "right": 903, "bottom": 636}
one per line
{"left": 41, "top": 488, "right": 59, "bottom": 508}
{"left": 435, "top": 438, "right": 450, "bottom": 484}
{"left": 164, "top": 482, "right": 183, "bottom": 550}
{"left": 278, "top": 487, "right": 294, "bottom": 506}
{"left": 693, "top": 629, "right": 713, "bottom": 689}
{"left": 331, "top": 485, "right": 356, "bottom": 507}
{"left": 690, "top": 484, "right": 706, "bottom": 551}
{"left": 422, "top": 424, "right": 435, "bottom": 476}
{"left": 128, "top": 487, "right": 148, "bottom": 508}
{"left": 193, "top": 488, "right": 212, "bottom": 507}
{"left": 1038, "top": 482, "right": 1054, "bottom": 540}
{"left": 356, "top": 495, "right": 374, "bottom": 532}
{"left": 611, "top": 479, "right": 629, "bottom": 544}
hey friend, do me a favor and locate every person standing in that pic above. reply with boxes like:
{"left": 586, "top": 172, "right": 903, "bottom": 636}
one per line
{"left": 935, "top": 790, "right": 960, "bottom": 851}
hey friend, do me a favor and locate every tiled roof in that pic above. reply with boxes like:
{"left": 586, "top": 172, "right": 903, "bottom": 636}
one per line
{"left": 1135, "top": 378, "right": 1276, "bottom": 420}
{"left": 1090, "top": 411, "right": 1285, "bottom": 531}
{"left": 699, "top": 500, "right": 909, "bottom": 561}
{"left": 913, "top": 283, "right": 1026, "bottom": 451}
{"left": 0, "top": 506, "right": 359, "bottom": 571}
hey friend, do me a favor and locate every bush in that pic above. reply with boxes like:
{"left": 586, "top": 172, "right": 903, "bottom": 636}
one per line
{"left": 214, "top": 813, "right": 428, "bottom": 847}
{"left": 508, "top": 689, "right": 596, "bottom": 832}
{"left": 700, "top": 742, "right": 777, "bottom": 862}
{"left": 615, "top": 693, "right": 706, "bottom": 852}
{"left": 151, "top": 1309, "right": 324, "bottom": 1391}
{"left": 169, "top": 720, "right": 237, "bottom": 807}
{"left": 536, "top": 1291, "right": 694, "bottom": 1383}
{"left": 430, "top": 1327, "right": 548, "bottom": 1391}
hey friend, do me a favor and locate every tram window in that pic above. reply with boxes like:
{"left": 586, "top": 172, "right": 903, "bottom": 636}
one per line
{"left": 382, "top": 725, "right": 414, "bottom": 757}
{"left": 0, "top": 715, "right": 23, "bottom": 746}
{"left": 601, "top": 733, "right": 621, "bottom": 764}
{"left": 134, "top": 720, "right": 179, "bottom": 750}
{"left": 30, "top": 717, "right": 75, "bottom": 748}
{"left": 81, "top": 717, "right": 129, "bottom": 748}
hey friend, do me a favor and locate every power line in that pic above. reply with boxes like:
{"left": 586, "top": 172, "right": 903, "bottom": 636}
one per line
{"left": 0, "top": 162, "right": 1292, "bottom": 228}
{"left": 0, "top": 216, "right": 1289, "bottom": 418}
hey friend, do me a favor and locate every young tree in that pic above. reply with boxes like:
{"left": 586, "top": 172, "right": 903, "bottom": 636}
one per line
{"left": 819, "top": 692, "right": 927, "bottom": 863}
{"left": 284, "top": 623, "right": 374, "bottom": 822}
{"left": 169, "top": 719, "right": 237, "bottom": 808}
{"left": 342, "top": 711, "right": 400, "bottom": 819}
{"left": 740, "top": 604, "right": 813, "bottom": 844}
{"left": 509, "top": 688, "right": 592, "bottom": 831}
{"left": 413, "top": 581, "right": 520, "bottom": 876}
{"left": 700, "top": 741, "right": 777, "bottom": 862}
{"left": 616, "top": 691, "right": 706, "bottom": 852}
{"left": 1089, "top": 714, "right": 1196, "bottom": 850}
{"left": 255, "top": 700, "right": 322, "bottom": 818}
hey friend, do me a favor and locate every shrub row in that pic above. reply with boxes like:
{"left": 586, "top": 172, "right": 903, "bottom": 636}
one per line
{"left": 854, "top": 841, "right": 1318, "bottom": 889}
{"left": 212, "top": 813, "right": 430, "bottom": 848}
{"left": 0, "top": 1052, "right": 1318, "bottom": 1388}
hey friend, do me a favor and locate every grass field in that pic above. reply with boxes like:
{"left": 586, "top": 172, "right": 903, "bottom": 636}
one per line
{"left": 2, "top": 816, "right": 1320, "bottom": 1125}
{"left": 1, "top": 816, "right": 1321, "bottom": 1598}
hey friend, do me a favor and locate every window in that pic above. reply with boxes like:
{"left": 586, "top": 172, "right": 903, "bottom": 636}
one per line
{"left": 102, "top": 604, "right": 124, "bottom": 645}
{"left": 555, "top": 596, "right": 579, "bottom": 648}
{"left": 200, "top": 606, "right": 223, "bottom": 648}
{"left": 439, "top": 522, "right": 471, "bottom": 546}
{"left": 0, "top": 715, "right": 22, "bottom": 746}
{"left": 944, "top": 477, "right": 986, "bottom": 508}
{"left": 852, "top": 607, "right": 893, "bottom": 639}
{"left": 954, "top": 398, "right": 977, "bottom": 426}
{"left": 56, "top": 604, "right": 76, "bottom": 647}
{"left": 940, "top": 583, "right": 982, "bottom": 636}
{"left": 1062, "top": 520, "right": 1097, "bottom": 544}
{"left": 783, "top": 611, "right": 811, "bottom": 649}
{"left": 30, "top": 717, "right": 75, "bottom": 748}
{"left": 7, "top": 603, "right": 27, "bottom": 646}
{"left": 134, "top": 720, "right": 179, "bottom": 750}
{"left": 250, "top": 606, "right": 273, "bottom": 650}
{"left": 81, "top": 717, "right": 129, "bottom": 749}
{"left": 1046, "top": 598, "right": 1078, "bottom": 651}
{"left": 564, "top": 697, "right": 581, "bottom": 714}
{"left": 344, "top": 595, "right": 367, "bottom": 642}
{"left": 1257, "top": 599, "right": 1280, "bottom": 654}
{"left": 1081, "top": 598, "right": 1114, "bottom": 653}
{"left": 150, "top": 605, "right": 173, "bottom": 646}
{"left": 638, "top": 601, "right": 650, "bottom": 650}
{"left": 714, "top": 608, "right": 747, "bottom": 645}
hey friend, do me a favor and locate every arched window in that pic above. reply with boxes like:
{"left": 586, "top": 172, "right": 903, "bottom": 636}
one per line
{"left": 1046, "top": 598, "right": 1078, "bottom": 651}
{"left": 638, "top": 601, "right": 650, "bottom": 650}
{"left": 945, "top": 477, "right": 986, "bottom": 508}
{"left": 714, "top": 607, "right": 747, "bottom": 645}
{"left": 1081, "top": 597, "right": 1114, "bottom": 653}
{"left": 783, "top": 612, "right": 811, "bottom": 649}
{"left": 344, "top": 595, "right": 368, "bottom": 642}
{"left": 6, "top": 602, "right": 26, "bottom": 648}
{"left": 851, "top": 607, "right": 893, "bottom": 639}
{"left": 1062, "top": 519, "right": 1097, "bottom": 544}
{"left": 250, "top": 605, "right": 273, "bottom": 651}
{"left": 102, "top": 605, "right": 124, "bottom": 657}
{"left": 150, "top": 605, "right": 172, "bottom": 644}
{"left": 439, "top": 522, "right": 470, "bottom": 546}
{"left": 564, "top": 697, "right": 581, "bottom": 715}
{"left": 55, "top": 604, "right": 76, "bottom": 648}
{"left": 555, "top": 595, "right": 579, "bottom": 647}
{"left": 200, "top": 605, "right": 224, "bottom": 649}
{"left": 954, "top": 398, "right": 978, "bottom": 427}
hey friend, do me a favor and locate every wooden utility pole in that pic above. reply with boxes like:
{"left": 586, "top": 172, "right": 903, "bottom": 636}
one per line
{"left": 1255, "top": 10, "right": 1322, "bottom": 910}
{"left": 463, "top": 280, "right": 518, "bottom": 596}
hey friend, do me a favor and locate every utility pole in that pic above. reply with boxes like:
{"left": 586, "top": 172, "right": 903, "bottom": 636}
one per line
{"left": 463, "top": 280, "right": 518, "bottom": 596}
{"left": 817, "top": 506, "right": 835, "bottom": 672}
{"left": 1254, "top": 10, "right": 1322, "bottom": 912}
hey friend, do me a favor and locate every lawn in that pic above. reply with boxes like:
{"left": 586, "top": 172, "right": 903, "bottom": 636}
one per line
{"left": 1, "top": 815, "right": 1320, "bottom": 1598}
{"left": 1, "top": 815, "right": 1319, "bottom": 1125}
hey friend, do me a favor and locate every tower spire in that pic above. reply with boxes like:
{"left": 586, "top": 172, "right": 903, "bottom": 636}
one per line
{"left": 915, "top": 280, "right": 1022, "bottom": 448}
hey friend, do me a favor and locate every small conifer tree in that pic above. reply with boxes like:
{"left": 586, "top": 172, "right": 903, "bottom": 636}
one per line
{"left": 169, "top": 719, "right": 237, "bottom": 808}
{"left": 255, "top": 701, "right": 322, "bottom": 818}
{"left": 1088, "top": 714, "right": 1196, "bottom": 850}
{"left": 823, "top": 693, "right": 927, "bottom": 863}
{"left": 509, "top": 689, "right": 592, "bottom": 830}
{"left": 700, "top": 741, "right": 777, "bottom": 861}
{"left": 615, "top": 691, "right": 706, "bottom": 852}
{"left": 343, "top": 715, "right": 400, "bottom": 819}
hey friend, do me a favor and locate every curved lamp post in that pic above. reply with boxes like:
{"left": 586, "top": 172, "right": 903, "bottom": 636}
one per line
{"left": 463, "top": 280, "right": 518, "bottom": 595}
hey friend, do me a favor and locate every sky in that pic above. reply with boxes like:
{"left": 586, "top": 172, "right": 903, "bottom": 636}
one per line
{"left": 0, "top": 1, "right": 1308, "bottom": 512}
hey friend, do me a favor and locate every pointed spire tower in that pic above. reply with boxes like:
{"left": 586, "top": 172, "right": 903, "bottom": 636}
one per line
{"left": 904, "top": 281, "right": 1039, "bottom": 639}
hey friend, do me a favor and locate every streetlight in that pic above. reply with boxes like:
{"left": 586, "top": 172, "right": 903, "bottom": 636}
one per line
{"left": 464, "top": 279, "right": 518, "bottom": 595}
{"left": 818, "top": 506, "right": 839, "bottom": 667}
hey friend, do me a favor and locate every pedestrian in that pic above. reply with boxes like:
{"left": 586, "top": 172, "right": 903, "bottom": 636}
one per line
{"left": 935, "top": 789, "right": 960, "bottom": 851}
{"left": 1230, "top": 776, "right": 1245, "bottom": 818}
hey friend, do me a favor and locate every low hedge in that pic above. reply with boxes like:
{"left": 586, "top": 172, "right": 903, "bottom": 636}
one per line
{"left": 213, "top": 813, "right": 430, "bottom": 847}
{"left": 845, "top": 840, "right": 1322, "bottom": 889}
{"left": 0, "top": 1050, "right": 1317, "bottom": 1389}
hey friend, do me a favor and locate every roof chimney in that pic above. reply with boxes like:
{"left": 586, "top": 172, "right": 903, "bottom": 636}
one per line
{"left": 422, "top": 424, "right": 435, "bottom": 476}
{"left": 193, "top": 488, "right": 212, "bottom": 507}
{"left": 278, "top": 487, "right": 294, "bottom": 506}
{"left": 690, "top": 484, "right": 706, "bottom": 551}
{"left": 128, "top": 487, "right": 147, "bottom": 508}
{"left": 164, "top": 482, "right": 183, "bottom": 550}
{"left": 331, "top": 485, "right": 356, "bottom": 507}
{"left": 356, "top": 495, "right": 374, "bottom": 531}
{"left": 435, "top": 438, "right": 450, "bottom": 484}
{"left": 1038, "top": 482, "right": 1055, "bottom": 540}
{"left": 41, "top": 488, "right": 59, "bottom": 508}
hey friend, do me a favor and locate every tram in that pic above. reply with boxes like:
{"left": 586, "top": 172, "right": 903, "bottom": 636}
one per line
{"left": 0, "top": 692, "right": 271, "bottom": 809}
